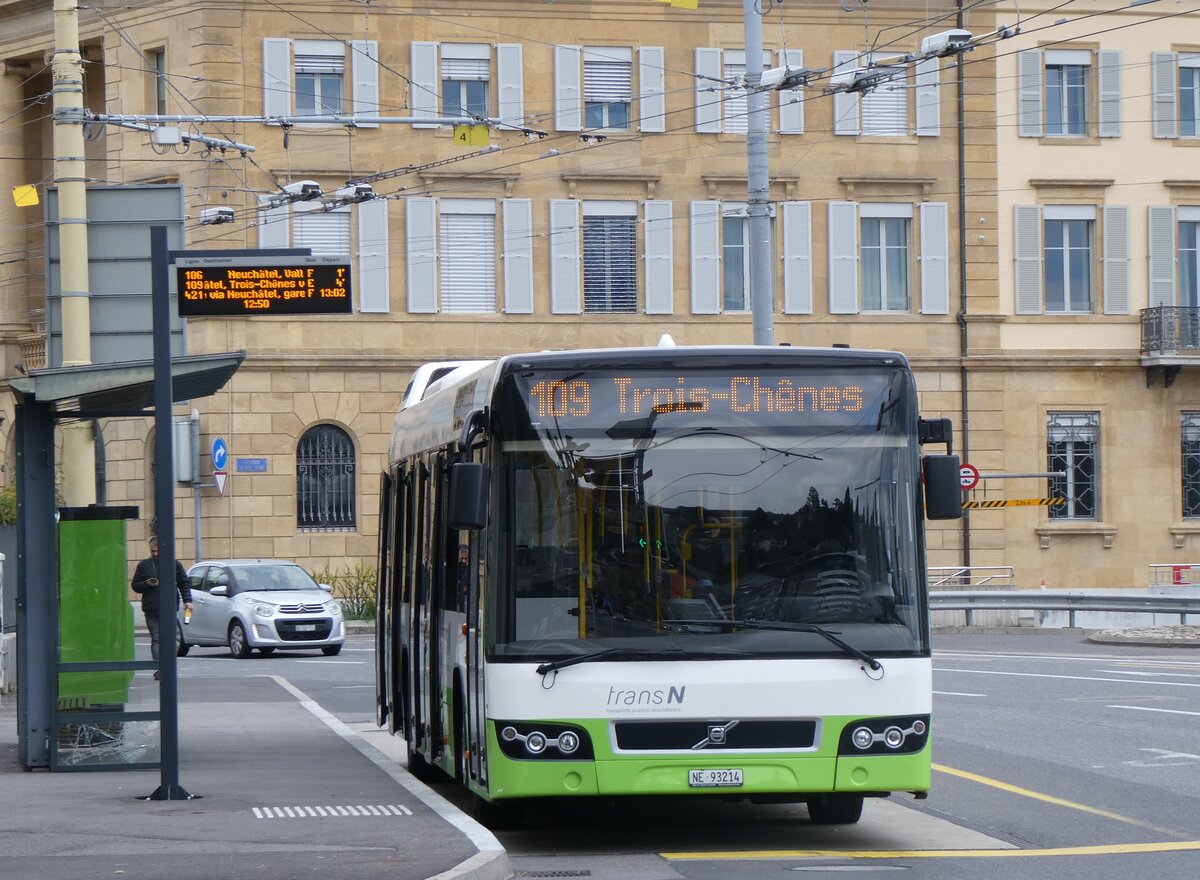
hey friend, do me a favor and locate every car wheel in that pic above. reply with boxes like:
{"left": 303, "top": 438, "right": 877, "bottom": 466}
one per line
{"left": 806, "top": 793, "right": 864, "bottom": 825}
{"left": 321, "top": 644, "right": 342, "bottom": 656}
{"left": 176, "top": 625, "right": 191, "bottom": 657}
{"left": 228, "top": 621, "right": 253, "bottom": 659}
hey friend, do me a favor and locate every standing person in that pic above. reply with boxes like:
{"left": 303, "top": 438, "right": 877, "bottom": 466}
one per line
{"left": 131, "top": 536, "right": 193, "bottom": 679}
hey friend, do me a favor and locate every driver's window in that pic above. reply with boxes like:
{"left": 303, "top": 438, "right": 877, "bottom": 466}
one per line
{"left": 207, "top": 569, "right": 231, "bottom": 594}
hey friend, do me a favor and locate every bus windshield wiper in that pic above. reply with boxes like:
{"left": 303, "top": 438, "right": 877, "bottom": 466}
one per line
{"left": 535, "top": 647, "right": 685, "bottom": 676}
{"left": 665, "top": 620, "right": 882, "bottom": 671}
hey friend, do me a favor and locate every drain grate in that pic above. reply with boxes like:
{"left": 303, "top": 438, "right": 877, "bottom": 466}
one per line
{"left": 514, "top": 872, "right": 592, "bottom": 878}
{"left": 253, "top": 804, "right": 413, "bottom": 819}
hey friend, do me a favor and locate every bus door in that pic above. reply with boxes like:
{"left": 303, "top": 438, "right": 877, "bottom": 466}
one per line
{"left": 461, "top": 445, "right": 486, "bottom": 783}
{"left": 411, "top": 457, "right": 433, "bottom": 757}
{"left": 425, "top": 448, "right": 458, "bottom": 764}
{"left": 387, "top": 465, "right": 409, "bottom": 736}
{"left": 375, "top": 471, "right": 392, "bottom": 729}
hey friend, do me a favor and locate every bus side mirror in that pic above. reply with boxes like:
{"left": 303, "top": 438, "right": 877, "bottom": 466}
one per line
{"left": 922, "top": 454, "right": 963, "bottom": 520}
{"left": 448, "top": 462, "right": 490, "bottom": 530}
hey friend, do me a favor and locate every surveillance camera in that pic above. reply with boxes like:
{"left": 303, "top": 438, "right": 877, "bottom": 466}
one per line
{"left": 920, "top": 29, "right": 973, "bottom": 57}
{"left": 282, "top": 180, "right": 322, "bottom": 200}
{"left": 199, "top": 206, "right": 236, "bottom": 225}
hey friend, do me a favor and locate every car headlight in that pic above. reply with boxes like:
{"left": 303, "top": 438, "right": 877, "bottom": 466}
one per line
{"left": 325, "top": 601, "right": 342, "bottom": 615}
{"left": 253, "top": 603, "right": 276, "bottom": 617}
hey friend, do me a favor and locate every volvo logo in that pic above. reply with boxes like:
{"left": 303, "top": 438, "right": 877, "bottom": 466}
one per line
{"left": 692, "top": 720, "right": 740, "bottom": 750}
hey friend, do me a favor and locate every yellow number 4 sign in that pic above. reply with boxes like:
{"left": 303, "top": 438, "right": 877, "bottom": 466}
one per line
{"left": 452, "top": 125, "right": 491, "bottom": 148}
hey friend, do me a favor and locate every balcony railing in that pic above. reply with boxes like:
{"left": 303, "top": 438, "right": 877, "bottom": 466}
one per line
{"left": 1141, "top": 305, "right": 1200, "bottom": 356}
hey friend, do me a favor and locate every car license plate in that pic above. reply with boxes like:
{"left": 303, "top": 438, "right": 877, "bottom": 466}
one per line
{"left": 688, "top": 768, "right": 743, "bottom": 788}
{"left": 296, "top": 624, "right": 317, "bottom": 632}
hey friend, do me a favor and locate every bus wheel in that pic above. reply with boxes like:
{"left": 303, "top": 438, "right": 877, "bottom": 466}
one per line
{"left": 806, "top": 793, "right": 864, "bottom": 824}
{"left": 472, "top": 794, "right": 522, "bottom": 830}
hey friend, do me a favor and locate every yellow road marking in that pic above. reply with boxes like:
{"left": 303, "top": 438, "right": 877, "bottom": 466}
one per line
{"left": 933, "top": 763, "right": 1183, "bottom": 837}
{"left": 661, "top": 841, "right": 1200, "bottom": 860}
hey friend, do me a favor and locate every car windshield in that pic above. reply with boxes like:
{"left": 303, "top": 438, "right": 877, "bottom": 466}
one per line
{"left": 234, "top": 565, "right": 318, "bottom": 592}
{"left": 488, "top": 365, "right": 928, "bottom": 662}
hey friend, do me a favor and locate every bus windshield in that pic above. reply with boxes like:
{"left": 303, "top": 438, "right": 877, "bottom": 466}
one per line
{"left": 490, "top": 366, "right": 927, "bottom": 661}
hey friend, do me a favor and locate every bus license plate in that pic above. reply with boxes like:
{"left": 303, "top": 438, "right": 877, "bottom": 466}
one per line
{"left": 689, "top": 768, "right": 743, "bottom": 788}
{"left": 296, "top": 624, "right": 317, "bottom": 632}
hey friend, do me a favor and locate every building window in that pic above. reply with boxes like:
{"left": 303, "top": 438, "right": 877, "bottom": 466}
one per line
{"left": 583, "top": 202, "right": 637, "bottom": 313}
{"left": 861, "top": 65, "right": 908, "bottom": 136}
{"left": 584, "top": 47, "right": 632, "bottom": 130}
{"left": 440, "top": 200, "right": 497, "bottom": 312}
{"left": 294, "top": 203, "right": 350, "bottom": 256}
{"left": 1184, "top": 413, "right": 1200, "bottom": 519}
{"left": 1044, "top": 216, "right": 1093, "bottom": 313}
{"left": 297, "top": 424, "right": 356, "bottom": 531}
{"left": 294, "top": 40, "right": 344, "bottom": 116}
{"left": 149, "top": 48, "right": 167, "bottom": 115}
{"left": 1047, "top": 412, "right": 1098, "bottom": 520}
{"left": 1045, "top": 58, "right": 1090, "bottom": 136}
{"left": 441, "top": 44, "right": 490, "bottom": 118}
{"left": 722, "top": 211, "right": 750, "bottom": 311}
{"left": 1181, "top": 216, "right": 1200, "bottom": 307}
{"left": 861, "top": 215, "right": 910, "bottom": 311}
{"left": 1182, "top": 63, "right": 1199, "bottom": 137}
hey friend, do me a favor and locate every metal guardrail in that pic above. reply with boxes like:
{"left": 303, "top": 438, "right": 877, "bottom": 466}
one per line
{"left": 1148, "top": 563, "right": 1200, "bottom": 587}
{"left": 929, "top": 590, "right": 1200, "bottom": 627}
{"left": 928, "top": 566, "right": 1015, "bottom": 588}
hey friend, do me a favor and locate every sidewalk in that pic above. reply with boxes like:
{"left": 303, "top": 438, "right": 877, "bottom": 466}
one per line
{"left": 0, "top": 672, "right": 510, "bottom": 880}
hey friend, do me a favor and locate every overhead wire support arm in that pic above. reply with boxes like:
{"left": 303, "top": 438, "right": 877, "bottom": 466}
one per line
{"left": 90, "top": 112, "right": 520, "bottom": 128}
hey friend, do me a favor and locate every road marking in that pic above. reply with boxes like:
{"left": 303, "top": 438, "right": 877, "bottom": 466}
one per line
{"left": 937, "top": 651, "right": 1200, "bottom": 666}
{"left": 932, "top": 764, "right": 1184, "bottom": 836}
{"left": 294, "top": 659, "right": 366, "bottom": 664}
{"left": 937, "top": 668, "right": 1200, "bottom": 689}
{"left": 1108, "top": 704, "right": 1200, "bottom": 718}
{"left": 660, "top": 841, "right": 1200, "bottom": 860}
{"left": 1099, "top": 669, "right": 1200, "bottom": 679}
{"left": 253, "top": 804, "right": 412, "bottom": 819}
{"left": 332, "top": 684, "right": 374, "bottom": 690}
{"left": 933, "top": 690, "right": 987, "bottom": 697}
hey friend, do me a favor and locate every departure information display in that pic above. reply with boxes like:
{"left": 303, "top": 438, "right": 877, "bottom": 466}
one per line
{"left": 174, "top": 256, "right": 352, "bottom": 316}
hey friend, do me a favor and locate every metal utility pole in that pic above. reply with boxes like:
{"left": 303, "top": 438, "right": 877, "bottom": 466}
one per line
{"left": 52, "top": 0, "right": 96, "bottom": 504}
{"left": 744, "top": 0, "right": 775, "bottom": 346}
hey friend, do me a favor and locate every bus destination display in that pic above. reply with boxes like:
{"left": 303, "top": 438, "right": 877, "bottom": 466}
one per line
{"left": 175, "top": 257, "right": 352, "bottom": 316}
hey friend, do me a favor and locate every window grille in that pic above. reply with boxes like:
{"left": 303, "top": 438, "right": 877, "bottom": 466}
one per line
{"left": 1047, "top": 412, "right": 1098, "bottom": 520}
{"left": 297, "top": 424, "right": 357, "bottom": 531}
{"left": 583, "top": 215, "right": 637, "bottom": 312}
{"left": 1183, "top": 413, "right": 1200, "bottom": 519}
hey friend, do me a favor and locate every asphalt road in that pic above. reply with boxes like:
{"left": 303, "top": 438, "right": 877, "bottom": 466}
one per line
{"left": 170, "top": 632, "right": 1200, "bottom": 880}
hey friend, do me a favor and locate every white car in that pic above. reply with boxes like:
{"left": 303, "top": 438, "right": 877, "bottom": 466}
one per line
{"left": 177, "top": 559, "right": 345, "bottom": 658}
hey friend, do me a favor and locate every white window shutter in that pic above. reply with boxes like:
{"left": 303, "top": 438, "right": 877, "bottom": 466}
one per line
{"left": 1152, "top": 52, "right": 1178, "bottom": 139}
{"left": 1148, "top": 205, "right": 1177, "bottom": 307}
{"left": 502, "top": 198, "right": 534, "bottom": 314}
{"left": 1097, "top": 50, "right": 1121, "bottom": 138}
{"left": 497, "top": 44, "right": 525, "bottom": 127}
{"left": 1018, "top": 49, "right": 1043, "bottom": 138}
{"left": 833, "top": 51, "right": 860, "bottom": 135}
{"left": 1014, "top": 205, "right": 1043, "bottom": 314}
{"left": 1101, "top": 205, "right": 1129, "bottom": 314}
{"left": 351, "top": 41, "right": 379, "bottom": 128}
{"left": 639, "top": 47, "right": 666, "bottom": 133}
{"left": 258, "top": 202, "right": 290, "bottom": 249}
{"left": 357, "top": 198, "right": 389, "bottom": 313}
{"left": 406, "top": 198, "right": 438, "bottom": 313}
{"left": 782, "top": 201, "right": 812, "bottom": 314}
{"left": 778, "top": 49, "right": 804, "bottom": 134}
{"left": 828, "top": 201, "right": 859, "bottom": 314}
{"left": 263, "top": 38, "right": 292, "bottom": 119}
{"left": 915, "top": 57, "right": 940, "bottom": 136}
{"left": 555, "top": 45, "right": 582, "bottom": 132}
{"left": 919, "top": 202, "right": 950, "bottom": 314}
{"left": 550, "top": 199, "right": 581, "bottom": 313}
{"left": 690, "top": 201, "right": 720, "bottom": 314}
{"left": 643, "top": 200, "right": 674, "bottom": 314}
{"left": 411, "top": 42, "right": 439, "bottom": 129}
{"left": 695, "top": 48, "right": 722, "bottom": 133}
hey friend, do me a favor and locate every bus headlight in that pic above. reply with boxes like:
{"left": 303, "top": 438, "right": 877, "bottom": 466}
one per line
{"left": 494, "top": 721, "right": 594, "bottom": 761}
{"left": 838, "top": 715, "right": 930, "bottom": 756}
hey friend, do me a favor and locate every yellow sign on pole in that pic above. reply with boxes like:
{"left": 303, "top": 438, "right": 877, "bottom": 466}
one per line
{"left": 452, "top": 125, "right": 490, "bottom": 148}
{"left": 962, "top": 498, "right": 1067, "bottom": 509}
{"left": 12, "top": 184, "right": 39, "bottom": 207}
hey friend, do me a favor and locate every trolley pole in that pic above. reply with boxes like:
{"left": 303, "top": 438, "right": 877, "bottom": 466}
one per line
{"left": 744, "top": 0, "right": 774, "bottom": 346}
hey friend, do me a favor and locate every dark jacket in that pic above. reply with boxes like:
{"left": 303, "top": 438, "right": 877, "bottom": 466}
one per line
{"left": 131, "top": 555, "right": 192, "bottom": 615}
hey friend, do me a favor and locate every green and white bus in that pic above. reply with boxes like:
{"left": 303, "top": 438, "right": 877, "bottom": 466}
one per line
{"left": 375, "top": 344, "right": 962, "bottom": 826}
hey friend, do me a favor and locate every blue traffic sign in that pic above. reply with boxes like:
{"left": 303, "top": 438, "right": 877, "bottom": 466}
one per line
{"left": 211, "top": 437, "right": 228, "bottom": 470}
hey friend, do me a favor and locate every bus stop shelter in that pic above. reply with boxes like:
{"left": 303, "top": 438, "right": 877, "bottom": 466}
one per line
{"left": 10, "top": 350, "right": 243, "bottom": 770}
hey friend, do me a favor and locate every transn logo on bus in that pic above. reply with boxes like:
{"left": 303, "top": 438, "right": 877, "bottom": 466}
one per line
{"left": 606, "top": 686, "right": 686, "bottom": 707}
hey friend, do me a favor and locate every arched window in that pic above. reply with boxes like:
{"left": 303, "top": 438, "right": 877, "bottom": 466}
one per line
{"left": 297, "top": 424, "right": 356, "bottom": 531}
